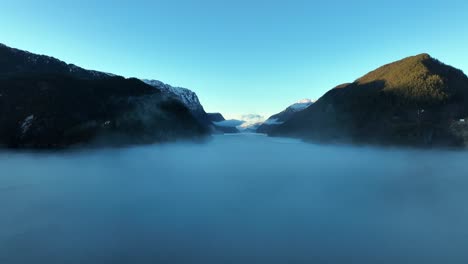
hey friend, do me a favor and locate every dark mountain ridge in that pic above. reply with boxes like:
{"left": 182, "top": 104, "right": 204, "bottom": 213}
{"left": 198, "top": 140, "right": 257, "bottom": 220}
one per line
{"left": 0, "top": 43, "right": 111, "bottom": 79}
{"left": 0, "top": 43, "right": 209, "bottom": 148}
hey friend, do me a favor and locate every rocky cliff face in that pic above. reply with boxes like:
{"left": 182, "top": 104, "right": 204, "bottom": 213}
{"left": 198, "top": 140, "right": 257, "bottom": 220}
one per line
{"left": 142, "top": 79, "right": 208, "bottom": 121}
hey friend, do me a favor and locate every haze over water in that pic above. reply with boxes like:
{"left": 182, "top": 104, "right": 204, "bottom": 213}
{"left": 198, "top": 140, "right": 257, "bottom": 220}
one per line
{"left": 1, "top": 134, "right": 468, "bottom": 263}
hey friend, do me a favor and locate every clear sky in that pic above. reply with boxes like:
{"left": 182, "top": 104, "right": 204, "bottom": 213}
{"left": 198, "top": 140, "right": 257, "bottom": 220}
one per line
{"left": 1, "top": 0, "right": 467, "bottom": 119}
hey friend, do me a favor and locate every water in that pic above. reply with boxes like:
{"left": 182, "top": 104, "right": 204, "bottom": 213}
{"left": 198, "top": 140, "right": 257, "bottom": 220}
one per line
{"left": 1, "top": 134, "right": 468, "bottom": 264}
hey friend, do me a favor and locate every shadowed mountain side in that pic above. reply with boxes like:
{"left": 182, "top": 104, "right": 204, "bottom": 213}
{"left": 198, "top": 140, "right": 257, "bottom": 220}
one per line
{"left": 269, "top": 54, "right": 468, "bottom": 147}
{"left": 207, "top": 113, "right": 226, "bottom": 123}
{"left": 0, "top": 74, "right": 208, "bottom": 148}
{"left": 210, "top": 114, "right": 240, "bottom": 133}
{"left": 140, "top": 83, "right": 238, "bottom": 134}
{"left": 0, "top": 43, "right": 211, "bottom": 148}
{"left": 142, "top": 79, "right": 213, "bottom": 127}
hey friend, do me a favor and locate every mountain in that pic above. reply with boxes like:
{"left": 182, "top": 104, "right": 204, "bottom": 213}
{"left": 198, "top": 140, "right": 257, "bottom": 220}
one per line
{"left": 142, "top": 80, "right": 239, "bottom": 134}
{"left": 207, "top": 113, "right": 225, "bottom": 122}
{"left": 207, "top": 113, "right": 239, "bottom": 132}
{"left": 211, "top": 114, "right": 265, "bottom": 133}
{"left": 239, "top": 122, "right": 263, "bottom": 133}
{"left": 0, "top": 43, "right": 112, "bottom": 79}
{"left": 211, "top": 116, "right": 241, "bottom": 133}
{"left": 239, "top": 114, "right": 265, "bottom": 125}
{"left": 268, "top": 54, "right": 468, "bottom": 147}
{"left": 257, "top": 99, "right": 313, "bottom": 133}
{"left": 288, "top": 99, "right": 315, "bottom": 111}
{"left": 142, "top": 79, "right": 210, "bottom": 124}
{"left": 236, "top": 114, "right": 265, "bottom": 132}
{"left": 0, "top": 43, "right": 209, "bottom": 148}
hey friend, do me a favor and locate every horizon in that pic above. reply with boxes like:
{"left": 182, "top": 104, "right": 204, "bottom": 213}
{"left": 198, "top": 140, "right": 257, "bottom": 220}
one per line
{"left": 1, "top": 0, "right": 467, "bottom": 119}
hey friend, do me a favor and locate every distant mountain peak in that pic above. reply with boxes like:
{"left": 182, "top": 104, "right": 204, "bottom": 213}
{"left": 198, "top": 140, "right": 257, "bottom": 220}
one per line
{"left": 256, "top": 99, "right": 314, "bottom": 133}
{"left": 296, "top": 99, "right": 313, "bottom": 104}
{"left": 289, "top": 99, "right": 314, "bottom": 111}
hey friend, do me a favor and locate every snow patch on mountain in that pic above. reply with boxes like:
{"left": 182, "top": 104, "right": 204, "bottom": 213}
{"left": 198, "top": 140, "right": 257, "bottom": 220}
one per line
{"left": 239, "top": 122, "right": 263, "bottom": 132}
{"left": 236, "top": 114, "right": 265, "bottom": 130}
{"left": 212, "top": 114, "right": 265, "bottom": 132}
{"left": 21, "top": 115, "right": 34, "bottom": 135}
{"left": 142, "top": 79, "right": 204, "bottom": 113}
{"left": 289, "top": 99, "right": 314, "bottom": 112}
{"left": 256, "top": 99, "right": 314, "bottom": 133}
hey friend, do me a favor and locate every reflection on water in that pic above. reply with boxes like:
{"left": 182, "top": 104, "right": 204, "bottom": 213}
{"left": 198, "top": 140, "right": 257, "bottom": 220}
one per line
{"left": 1, "top": 134, "right": 468, "bottom": 264}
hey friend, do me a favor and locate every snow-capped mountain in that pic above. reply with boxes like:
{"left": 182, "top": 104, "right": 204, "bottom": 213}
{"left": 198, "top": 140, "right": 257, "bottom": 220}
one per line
{"left": 142, "top": 79, "right": 214, "bottom": 127}
{"left": 212, "top": 114, "right": 265, "bottom": 133}
{"left": 142, "top": 80, "right": 236, "bottom": 134}
{"left": 257, "top": 99, "right": 314, "bottom": 133}
{"left": 142, "top": 80, "right": 204, "bottom": 114}
{"left": 239, "top": 114, "right": 265, "bottom": 125}
{"left": 239, "top": 122, "right": 263, "bottom": 133}
{"left": 236, "top": 114, "right": 265, "bottom": 132}
{"left": 207, "top": 113, "right": 240, "bottom": 133}
{"left": 289, "top": 99, "right": 314, "bottom": 112}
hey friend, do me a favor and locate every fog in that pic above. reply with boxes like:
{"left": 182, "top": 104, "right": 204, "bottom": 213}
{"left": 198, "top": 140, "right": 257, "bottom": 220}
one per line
{"left": 1, "top": 134, "right": 468, "bottom": 263}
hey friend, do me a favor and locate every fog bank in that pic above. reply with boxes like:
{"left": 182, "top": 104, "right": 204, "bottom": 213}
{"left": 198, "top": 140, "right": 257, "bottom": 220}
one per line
{"left": 1, "top": 134, "right": 468, "bottom": 263}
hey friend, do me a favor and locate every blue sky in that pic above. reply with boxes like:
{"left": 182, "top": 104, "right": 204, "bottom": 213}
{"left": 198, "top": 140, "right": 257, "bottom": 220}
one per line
{"left": 1, "top": 0, "right": 467, "bottom": 119}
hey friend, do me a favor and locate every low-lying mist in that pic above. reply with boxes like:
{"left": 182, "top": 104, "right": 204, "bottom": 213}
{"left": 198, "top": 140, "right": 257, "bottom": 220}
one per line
{"left": 1, "top": 134, "right": 468, "bottom": 264}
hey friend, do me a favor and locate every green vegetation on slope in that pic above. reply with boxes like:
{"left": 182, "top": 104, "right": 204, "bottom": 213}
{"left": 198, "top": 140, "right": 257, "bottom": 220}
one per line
{"left": 270, "top": 54, "right": 468, "bottom": 147}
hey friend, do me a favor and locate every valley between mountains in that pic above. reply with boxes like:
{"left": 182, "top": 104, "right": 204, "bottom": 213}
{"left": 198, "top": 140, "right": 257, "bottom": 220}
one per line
{"left": 1, "top": 43, "right": 468, "bottom": 148}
